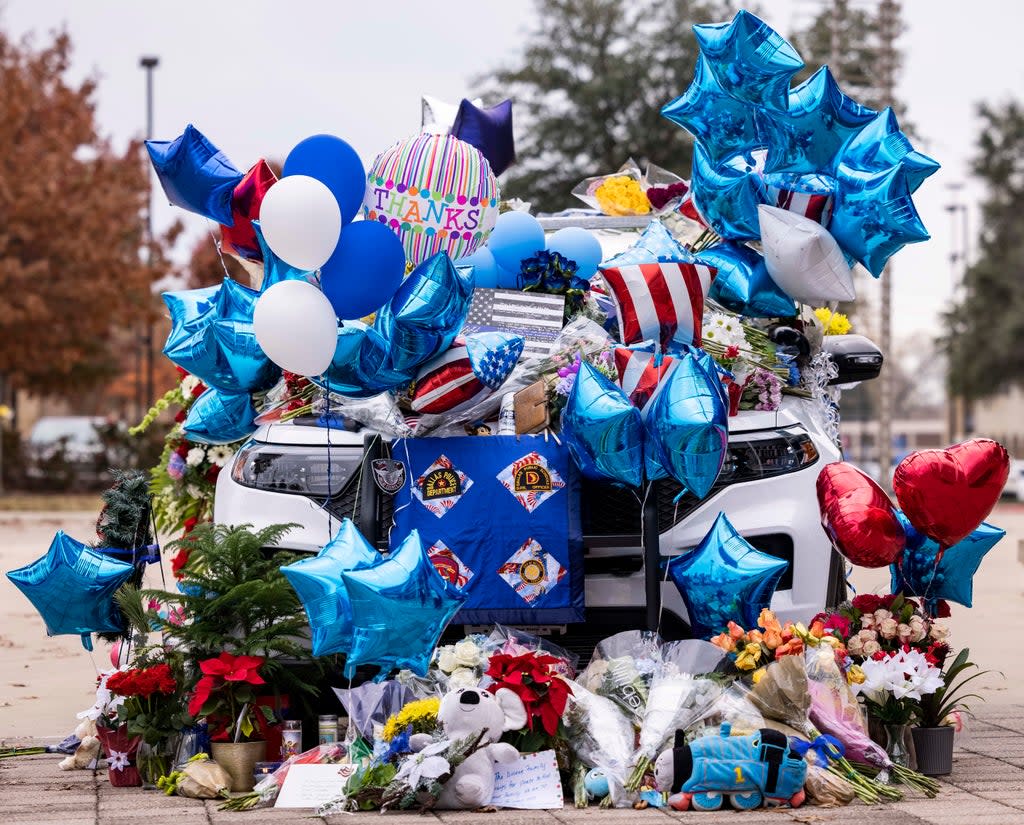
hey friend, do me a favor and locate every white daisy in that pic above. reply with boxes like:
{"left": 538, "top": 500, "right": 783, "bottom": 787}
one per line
{"left": 208, "top": 445, "right": 234, "bottom": 468}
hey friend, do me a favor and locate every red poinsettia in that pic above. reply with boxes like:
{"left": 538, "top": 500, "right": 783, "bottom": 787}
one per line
{"left": 188, "top": 652, "right": 265, "bottom": 720}
{"left": 486, "top": 652, "right": 572, "bottom": 737}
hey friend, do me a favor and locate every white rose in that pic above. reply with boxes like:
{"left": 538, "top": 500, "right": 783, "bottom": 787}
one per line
{"left": 186, "top": 447, "right": 207, "bottom": 467}
{"left": 436, "top": 648, "right": 457, "bottom": 674}
{"left": 857, "top": 629, "right": 877, "bottom": 643}
{"left": 448, "top": 667, "right": 480, "bottom": 690}
{"left": 874, "top": 609, "right": 892, "bottom": 625}
{"left": 930, "top": 622, "right": 950, "bottom": 641}
{"left": 860, "top": 613, "right": 875, "bottom": 630}
{"left": 909, "top": 615, "right": 926, "bottom": 631}
{"left": 878, "top": 618, "right": 899, "bottom": 639}
{"left": 863, "top": 640, "right": 881, "bottom": 656}
{"left": 847, "top": 635, "right": 864, "bottom": 655}
{"left": 453, "top": 639, "right": 481, "bottom": 669}
{"left": 910, "top": 625, "right": 927, "bottom": 643}
{"left": 897, "top": 623, "right": 913, "bottom": 641}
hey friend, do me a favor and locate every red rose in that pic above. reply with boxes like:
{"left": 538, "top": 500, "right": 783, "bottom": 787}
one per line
{"left": 175, "top": 443, "right": 190, "bottom": 459}
{"left": 174, "top": 409, "right": 187, "bottom": 423}
{"left": 171, "top": 547, "right": 191, "bottom": 579}
{"left": 205, "top": 465, "right": 221, "bottom": 483}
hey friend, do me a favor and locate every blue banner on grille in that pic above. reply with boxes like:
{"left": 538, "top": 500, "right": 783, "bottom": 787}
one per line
{"left": 390, "top": 435, "right": 584, "bottom": 625}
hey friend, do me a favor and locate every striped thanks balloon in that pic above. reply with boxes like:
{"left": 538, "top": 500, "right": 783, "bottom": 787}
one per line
{"left": 362, "top": 133, "right": 500, "bottom": 265}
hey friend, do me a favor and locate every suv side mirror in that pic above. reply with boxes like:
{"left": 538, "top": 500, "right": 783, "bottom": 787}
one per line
{"left": 822, "top": 334, "right": 883, "bottom": 386}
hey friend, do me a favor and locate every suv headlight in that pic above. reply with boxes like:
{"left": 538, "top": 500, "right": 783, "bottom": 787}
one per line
{"left": 718, "top": 427, "right": 819, "bottom": 484}
{"left": 230, "top": 442, "right": 363, "bottom": 498}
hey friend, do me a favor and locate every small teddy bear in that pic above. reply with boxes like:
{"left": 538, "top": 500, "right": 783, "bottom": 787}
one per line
{"left": 59, "top": 718, "right": 101, "bottom": 771}
{"left": 411, "top": 686, "right": 528, "bottom": 809}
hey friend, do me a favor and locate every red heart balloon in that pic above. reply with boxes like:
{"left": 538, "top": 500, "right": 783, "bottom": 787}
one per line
{"left": 893, "top": 438, "right": 1009, "bottom": 548}
{"left": 816, "top": 462, "right": 905, "bottom": 568}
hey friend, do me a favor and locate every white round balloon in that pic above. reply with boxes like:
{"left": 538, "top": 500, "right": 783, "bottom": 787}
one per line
{"left": 758, "top": 205, "right": 856, "bottom": 304}
{"left": 253, "top": 280, "right": 338, "bottom": 376}
{"left": 258, "top": 175, "right": 341, "bottom": 271}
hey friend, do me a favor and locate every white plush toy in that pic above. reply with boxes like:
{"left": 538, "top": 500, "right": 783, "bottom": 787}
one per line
{"left": 413, "top": 686, "right": 528, "bottom": 809}
{"left": 59, "top": 718, "right": 100, "bottom": 771}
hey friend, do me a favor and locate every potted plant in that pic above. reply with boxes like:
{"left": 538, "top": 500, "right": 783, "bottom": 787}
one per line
{"left": 190, "top": 652, "right": 271, "bottom": 792}
{"left": 105, "top": 663, "right": 191, "bottom": 788}
{"left": 913, "top": 647, "right": 991, "bottom": 776}
{"left": 144, "top": 523, "right": 322, "bottom": 787}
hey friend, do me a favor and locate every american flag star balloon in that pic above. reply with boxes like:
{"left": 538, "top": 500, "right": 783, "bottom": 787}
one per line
{"left": 411, "top": 331, "right": 524, "bottom": 415}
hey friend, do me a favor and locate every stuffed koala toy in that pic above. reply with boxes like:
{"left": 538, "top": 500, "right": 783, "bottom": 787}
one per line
{"left": 413, "top": 686, "right": 528, "bottom": 809}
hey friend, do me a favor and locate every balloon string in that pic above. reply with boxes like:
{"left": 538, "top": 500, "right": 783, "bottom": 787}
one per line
{"left": 205, "top": 219, "right": 233, "bottom": 281}
{"left": 845, "top": 562, "right": 856, "bottom": 597}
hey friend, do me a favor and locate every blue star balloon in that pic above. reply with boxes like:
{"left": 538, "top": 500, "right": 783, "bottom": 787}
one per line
{"left": 7, "top": 531, "right": 136, "bottom": 650}
{"left": 690, "top": 145, "right": 767, "bottom": 240}
{"left": 662, "top": 55, "right": 766, "bottom": 166}
{"left": 316, "top": 322, "right": 396, "bottom": 398}
{"left": 374, "top": 253, "right": 474, "bottom": 376}
{"left": 667, "top": 512, "right": 789, "bottom": 638}
{"left": 644, "top": 349, "right": 728, "bottom": 498}
{"left": 759, "top": 67, "right": 877, "bottom": 176}
{"left": 561, "top": 361, "right": 645, "bottom": 487}
{"left": 698, "top": 242, "right": 796, "bottom": 318}
{"left": 829, "top": 164, "right": 930, "bottom": 277}
{"left": 340, "top": 529, "right": 467, "bottom": 679}
{"left": 693, "top": 10, "right": 804, "bottom": 112}
{"left": 163, "top": 284, "right": 221, "bottom": 353}
{"left": 891, "top": 511, "right": 1003, "bottom": 610}
{"left": 183, "top": 387, "right": 258, "bottom": 444}
{"left": 451, "top": 98, "right": 516, "bottom": 176}
{"left": 602, "top": 220, "right": 693, "bottom": 267}
{"left": 146, "top": 124, "right": 243, "bottom": 225}
{"left": 280, "top": 519, "right": 380, "bottom": 657}
{"left": 251, "top": 221, "right": 316, "bottom": 292}
{"left": 163, "top": 278, "right": 280, "bottom": 393}
{"left": 838, "top": 107, "right": 940, "bottom": 193}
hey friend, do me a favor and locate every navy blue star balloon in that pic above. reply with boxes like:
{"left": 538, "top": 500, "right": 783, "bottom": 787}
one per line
{"left": 698, "top": 241, "right": 796, "bottom": 318}
{"left": 451, "top": 98, "right": 516, "bottom": 176}
{"left": 146, "top": 124, "right": 243, "bottom": 225}
{"left": 829, "top": 164, "right": 930, "bottom": 277}
{"left": 7, "top": 531, "right": 136, "bottom": 651}
{"left": 690, "top": 146, "right": 767, "bottom": 240}
{"left": 561, "top": 361, "right": 645, "bottom": 488}
{"left": 693, "top": 10, "right": 804, "bottom": 111}
{"left": 891, "top": 511, "right": 1004, "bottom": 610}
{"left": 662, "top": 55, "right": 766, "bottom": 166}
{"left": 839, "top": 108, "right": 940, "bottom": 193}
{"left": 667, "top": 512, "right": 789, "bottom": 639}
{"left": 183, "top": 387, "right": 258, "bottom": 444}
{"left": 759, "top": 67, "right": 877, "bottom": 176}
{"left": 163, "top": 277, "right": 280, "bottom": 393}
{"left": 340, "top": 529, "right": 467, "bottom": 679}
{"left": 280, "top": 519, "right": 380, "bottom": 657}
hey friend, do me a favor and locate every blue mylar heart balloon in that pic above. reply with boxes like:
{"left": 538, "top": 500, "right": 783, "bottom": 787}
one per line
{"left": 561, "top": 361, "right": 645, "bottom": 487}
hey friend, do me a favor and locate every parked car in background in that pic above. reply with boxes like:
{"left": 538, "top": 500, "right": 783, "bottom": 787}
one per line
{"left": 1004, "top": 458, "right": 1024, "bottom": 500}
{"left": 25, "top": 415, "right": 108, "bottom": 490}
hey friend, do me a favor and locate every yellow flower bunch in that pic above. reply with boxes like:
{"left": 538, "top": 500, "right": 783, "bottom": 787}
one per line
{"left": 594, "top": 175, "right": 650, "bottom": 216}
{"left": 814, "top": 307, "right": 852, "bottom": 336}
{"left": 381, "top": 697, "right": 441, "bottom": 742}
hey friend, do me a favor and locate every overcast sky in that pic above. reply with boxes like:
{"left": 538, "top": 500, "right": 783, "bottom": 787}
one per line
{"left": 6, "top": 0, "right": 1021, "bottom": 346}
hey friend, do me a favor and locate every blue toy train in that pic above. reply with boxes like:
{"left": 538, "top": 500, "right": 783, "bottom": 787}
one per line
{"left": 654, "top": 723, "right": 807, "bottom": 811}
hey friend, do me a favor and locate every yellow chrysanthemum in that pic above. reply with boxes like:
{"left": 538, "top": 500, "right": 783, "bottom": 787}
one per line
{"left": 381, "top": 697, "right": 441, "bottom": 742}
{"left": 814, "top": 307, "right": 852, "bottom": 336}
{"left": 594, "top": 176, "right": 650, "bottom": 216}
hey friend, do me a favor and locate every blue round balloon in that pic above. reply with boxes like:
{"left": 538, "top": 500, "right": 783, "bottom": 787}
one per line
{"left": 282, "top": 134, "right": 366, "bottom": 226}
{"left": 561, "top": 362, "right": 645, "bottom": 487}
{"left": 487, "top": 211, "right": 545, "bottom": 274}
{"left": 667, "top": 512, "right": 789, "bottom": 638}
{"left": 462, "top": 247, "right": 500, "bottom": 288}
{"left": 546, "top": 226, "right": 604, "bottom": 280}
{"left": 321, "top": 221, "right": 406, "bottom": 320}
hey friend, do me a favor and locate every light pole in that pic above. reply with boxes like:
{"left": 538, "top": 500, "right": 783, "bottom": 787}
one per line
{"left": 140, "top": 56, "right": 159, "bottom": 420}
{"left": 945, "top": 184, "right": 970, "bottom": 439}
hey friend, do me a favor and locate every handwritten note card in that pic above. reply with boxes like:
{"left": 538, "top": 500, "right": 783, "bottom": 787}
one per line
{"left": 490, "top": 750, "right": 564, "bottom": 809}
{"left": 274, "top": 763, "right": 356, "bottom": 808}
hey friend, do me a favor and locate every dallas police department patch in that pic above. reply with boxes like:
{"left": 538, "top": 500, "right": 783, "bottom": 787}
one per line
{"left": 412, "top": 455, "right": 474, "bottom": 518}
{"left": 427, "top": 539, "right": 474, "bottom": 589}
{"left": 496, "top": 451, "right": 565, "bottom": 513}
{"left": 498, "top": 537, "right": 566, "bottom": 604}
{"left": 371, "top": 458, "right": 406, "bottom": 494}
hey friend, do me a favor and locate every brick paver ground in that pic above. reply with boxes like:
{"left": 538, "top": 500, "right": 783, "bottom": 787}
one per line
{"left": 3, "top": 704, "right": 1023, "bottom": 824}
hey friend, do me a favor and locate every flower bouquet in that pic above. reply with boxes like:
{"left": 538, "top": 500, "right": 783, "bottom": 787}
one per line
{"left": 433, "top": 635, "right": 489, "bottom": 690}
{"left": 745, "top": 653, "right": 901, "bottom": 802}
{"left": 95, "top": 723, "right": 142, "bottom": 787}
{"left": 578, "top": 630, "right": 662, "bottom": 728}
{"left": 562, "top": 680, "right": 636, "bottom": 807}
{"left": 573, "top": 160, "right": 651, "bottom": 216}
{"left": 625, "top": 641, "right": 726, "bottom": 791}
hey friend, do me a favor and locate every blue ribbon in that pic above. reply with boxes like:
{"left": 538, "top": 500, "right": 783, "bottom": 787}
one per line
{"left": 791, "top": 734, "right": 845, "bottom": 764}
{"left": 95, "top": 544, "right": 161, "bottom": 566}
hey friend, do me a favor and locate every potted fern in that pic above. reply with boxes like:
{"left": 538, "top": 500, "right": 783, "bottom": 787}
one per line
{"left": 144, "top": 523, "right": 322, "bottom": 786}
{"left": 912, "top": 647, "right": 991, "bottom": 776}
